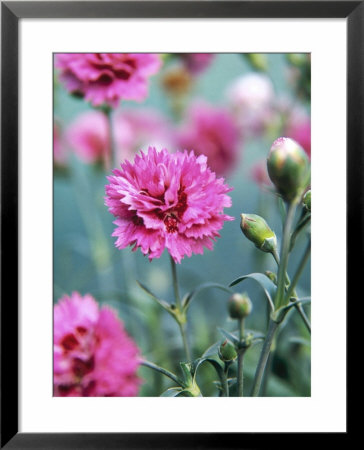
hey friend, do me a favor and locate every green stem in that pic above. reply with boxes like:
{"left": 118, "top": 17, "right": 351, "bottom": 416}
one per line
{"left": 223, "top": 363, "right": 230, "bottom": 397}
{"left": 105, "top": 107, "right": 115, "bottom": 170}
{"left": 290, "top": 214, "right": 311, "bottom": 251}
{"left": 295, "top": 303, "right": 311, "bottom": 333}
{"left": 275, "top": 200, "right": 298, "bottom": 309}
{"left": 140, "top": 360, "right": 183, "bottom": 386}
{"left": 170, "top": 256, "right": 191, "bottom": 361}
{"left": 272, "top": 245, "right": 311, "bottom": 334}
{"left": 170, "top": 255, "right": 182, "bottom": 310}
{"left": 237, "top": 318, "right": 245, "bottom": 396}
{"left": 178, "top": 322, "right": 191, "bottom": 362}
{"left": 285, "top": 238, "right": 311, "bottom": 303}
{"left": 251, "top": 320, "right": 279, "bottom": 396}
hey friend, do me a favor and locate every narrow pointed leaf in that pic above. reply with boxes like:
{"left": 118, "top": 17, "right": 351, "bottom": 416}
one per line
{"left": 160, "top": 387, "right": 182, "bottom": 397}
{"left": 229, "top": 273, "right": 276, "bottom": 312}
{"left": 136, "top": 280, "right": 171, "bottom": 311}
{"left": 194, "top": 357, "right": 225, "bottom": 381}
{"left": 201, "top": 341, "right": 221, "bottom": 358}
{"left": 273, "top": 298, "right": 311, "bottom": 322}
{"left": 217, "top": 328, "right": 240, "bottom": 346}
{"left": 182, "top": 282, "right": 232, "bottom": 310}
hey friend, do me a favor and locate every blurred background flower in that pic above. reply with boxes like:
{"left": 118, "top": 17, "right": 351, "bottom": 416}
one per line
{"left": 176, "top": 102, "right": 240, "bottom": 176}
{"left": 54, "top": 53, "right": 311, "bottom": 397}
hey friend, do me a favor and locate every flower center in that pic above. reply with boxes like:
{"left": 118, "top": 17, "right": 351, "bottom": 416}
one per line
{"left": 163, "top": 187, "right": 188, "bottom": 233}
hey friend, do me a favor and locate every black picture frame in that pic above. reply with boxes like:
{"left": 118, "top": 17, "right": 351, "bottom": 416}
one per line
{"left": 1, "top": 1, "right": 357, "bottom": 448}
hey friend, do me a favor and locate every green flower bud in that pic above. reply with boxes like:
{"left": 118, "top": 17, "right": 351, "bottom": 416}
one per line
{"left": 218, "top": 340, "right": 238, "bottom": 362}
{"left": 245, "top": 53, "right": 268, "bottom": 72}
{"left": 303, "top": 190, "right": 311, "bottom": 211}
{"left": 240, "top": 213, "right": 277, "bottom": 253}
{"left": 228, "top": 292, "right": 252, "bottom": 320}
{"left": 265, "top": 270, "right": 277, "bottom": 285}
{"left": 267, "top": 137, "right": 310, "bottom": 201}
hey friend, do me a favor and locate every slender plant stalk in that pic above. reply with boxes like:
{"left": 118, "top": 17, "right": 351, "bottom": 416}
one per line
{"left": 285, "top": 238, "right": 311, "bottom": 303}
{"left": 237, "top": 318, "right": 245, "bottom": 396}
{"left": 290, "top": 214, "right": 311, "bottom": 251}
{"left": 170, "top": 255, "right": 182, "bottom": 310}
{"left": 275, "top": 200, "right": 298, "bottom": 309}
{"left": 251, "top": 319, "right": 279, "bottom": 396}
{"left": 272, "top": 247, "right": 311, "bottom": 334}
{"left": 223, "top": 363, "right": 230, "bottom": 397}
{"left": 170, "top": 256, "right": 191, "bottom": 362}
{"left": 251, "top": 200, "right": 297, "bottom": 396}
{"left": 104, "top": 107, "right": 114, "bottom": 170}
{"left": 141, "top": 360, "right": 183, "bottom": 386}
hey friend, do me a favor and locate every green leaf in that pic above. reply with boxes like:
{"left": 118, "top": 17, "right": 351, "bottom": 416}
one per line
{"left": 182, "top": 282, "right": 232, "bottom": 311}
{"left": 217, "top": 328, "right": 240, "bottom": 346}
{"left": 273, "top": 298, "right": 311, "bottom": 323}
{"left": 201, "top": 341, "right": 222, "bottom": 358}
{"left": 194, "top": 357, "right": 225, "bottom": 381}
{"left": 160, "top": 387, "right": 182, "bottom": 397}
{"left": 229, "top": 273, "right": 276, "bottom": 312}
{"left": 136, "top": 280, "right": 171, "bottom": 312}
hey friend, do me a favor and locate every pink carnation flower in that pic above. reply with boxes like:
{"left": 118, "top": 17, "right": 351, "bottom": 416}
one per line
{"left": 66, "top": 109, "right": 172, "bottom": 166}
{"left": 66, "top": 111, "right": 110, "bottom": 164}
{"left": 180, "top": 53, "right": 215, "bottom": 74}
{"left": 105, "top": 147, "right": 233, "bottom": 263}
{"left": 54, "top": 292, "right": 141, "bottom": 397}
{"left": 113, "top": 108, "right": 173, "bottom": 163}
{"left": 176, "top": 103, "right": 240, "bottom": 176}
{"left": 284, "top": 108, "right": 311, "bottom": 158}
{"left": 55, "top": 53, "right": 162, "bottom": 107}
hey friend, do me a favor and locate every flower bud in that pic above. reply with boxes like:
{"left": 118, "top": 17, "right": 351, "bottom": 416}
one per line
{"left": 265, "top": 270, "right": 277, "bottom": 284}
{"left": 245, "top": 53, "right": 268, "bottom": 72}
{"left": 267, "top": 137, "right": 310, "bottom": 201}
{"left": 228, "top": 292, "right": 252, "bottom": 320}
{"left": 303, "top": 190, "right": 311, "bottom": 212}
{"left": 240, "top": 213, "right": 277, "bottom": 253}
{"left": 218, "top": 340, "right": 238, "bottom": 362}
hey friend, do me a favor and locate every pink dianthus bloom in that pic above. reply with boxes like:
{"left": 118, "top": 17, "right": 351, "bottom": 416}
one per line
{"left": 105, "top": 147, "right": 234, "bottom": 263}
{"left": 180, "top": 53, "right": 215, "bottom": 74}
{"left": 55, "top": 53, "right": 161, "bottom": 107}
{"left": 54, "top": 292, "right": 141, "bottom": 397}
{"left": 113, "top": 108, "right": 173, "bottom": 163}
{"left": 66, "top": 109, "right": 172, "bottom": 166}
{"left": 284, "top": 108, "right": 311, "bottom": 158}
{"left": 176, "top": 103, "right": 240, "bottom": 176}
{"left": 66, "top": 111, "right": 110, "bottom": 164}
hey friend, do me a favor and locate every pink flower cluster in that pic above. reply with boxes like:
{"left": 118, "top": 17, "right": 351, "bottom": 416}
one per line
{"left": 55, "top": 53, "right": 161, "bottom": 107}
{"left": 66, "top": 109, "right": 172, "bottom": 166}
{"left": 54, "top": 292, "right": 141, "bottom": 397}
{"left": 176, "top": 103, "right": 240, "bottom": 176}
{"left": 105, "top": 147, "right": 233, "bottom": 263}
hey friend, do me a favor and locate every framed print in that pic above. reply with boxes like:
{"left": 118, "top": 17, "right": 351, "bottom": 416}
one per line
{"left": 1, "top": 1, "right": 358, "bottom": 448}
